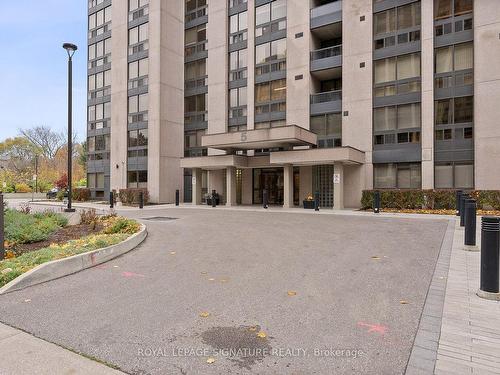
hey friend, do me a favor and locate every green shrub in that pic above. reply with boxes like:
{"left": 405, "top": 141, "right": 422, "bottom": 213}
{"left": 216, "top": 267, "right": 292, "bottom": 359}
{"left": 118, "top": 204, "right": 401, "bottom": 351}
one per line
{"left": 103, "top": 217, "right": 140, "bottom": 235}
{"left": 5, "top": 209, "right": 67, "bottom": 245}
{"left": 14, "top": 183, "right": 32, "bottom": 193}
{"left": 478, "top": 191, "right": 500, "bottom": 210}
{"left": 56, "top": 190, "right": 66, "bottom": 201}
{"left": 72, "top": 188, "right": 91, "bottom": 201}
{"left": 118, "top": 188, "right": 149, "bottom": 206}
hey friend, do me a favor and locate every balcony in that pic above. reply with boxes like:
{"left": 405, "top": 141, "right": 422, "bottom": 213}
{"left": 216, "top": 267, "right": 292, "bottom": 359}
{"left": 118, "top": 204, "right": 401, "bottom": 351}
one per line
{"left": 184, "top": 40, "right": 208, "bottom": 63}
{"left": 310, "top": 90, "right": 342, "bottom": 115}
{"left": 185, "top": 5, "right": 208, "bottom": 29}
{"left": 310, "top": 44, "right": 342, "bottom": 72}
{"left": 310, "top": 1, "right": 342, "bottom": 29}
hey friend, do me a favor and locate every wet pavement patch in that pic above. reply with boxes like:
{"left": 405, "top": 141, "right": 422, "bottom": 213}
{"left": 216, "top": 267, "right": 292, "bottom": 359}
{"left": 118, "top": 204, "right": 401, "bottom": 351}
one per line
{"left": 201, "top": 326, "right": 272, "bottom": 370}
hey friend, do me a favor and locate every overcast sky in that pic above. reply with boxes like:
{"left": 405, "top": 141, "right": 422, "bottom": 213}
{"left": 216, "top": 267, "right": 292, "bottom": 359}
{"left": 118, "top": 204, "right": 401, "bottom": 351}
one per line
{"left": 0, "top": 0, "right": 87, "bottom": 141}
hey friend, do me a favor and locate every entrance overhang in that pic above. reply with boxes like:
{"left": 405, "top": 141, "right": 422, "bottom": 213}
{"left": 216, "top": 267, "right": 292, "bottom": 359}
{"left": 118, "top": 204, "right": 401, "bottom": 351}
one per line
{"left": 201, "top": 125, "right": 317, "bottom": 151}
{"left": 270, "top": 147, "right": 365, "bottom": 165}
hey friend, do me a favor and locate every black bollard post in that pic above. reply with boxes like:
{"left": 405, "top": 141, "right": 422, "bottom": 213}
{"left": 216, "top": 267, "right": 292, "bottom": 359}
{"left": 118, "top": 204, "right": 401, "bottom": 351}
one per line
{"left": 0, "top": 193, "right": 4, "bottom": 260}
{"left": 478, "top": 217, "right": 500, "bottom": 299}
{"left": 455, "top": 190, "right": 463, "bottom": 216}
{"left": 464, "top": 198, "right": 478, "bottom": 251}
{"left": 460, "top": 194, "right": 468, "bottom": 227}
{"left": 175, "top": 189, "right": 180, "bottom": 206}
{"left": 109, "top": 191, "right": 114, "bottom": 209}
{"left": 139, "top": 191, "right": 144, "bottom": 209}
{"left": 374, "top": 190, "right": 381, "bottom": 214}
{"left": 263, "top": 189, "right": 268, "bottom": 209}
{"left": 314, "top": 191, "right": 320, "bottom": 212}
{"left": 212, "top": 190, "right": 216, "bottom": 208}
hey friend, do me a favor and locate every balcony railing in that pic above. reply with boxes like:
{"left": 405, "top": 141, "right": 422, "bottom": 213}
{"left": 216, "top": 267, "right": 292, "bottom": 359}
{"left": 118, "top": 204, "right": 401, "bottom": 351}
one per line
{"left": 310, "top": 90, "right": 342, "bottom": 104}
{"left": 185, "top": 41, "right": 207, "bottom": 57}
{"left": 185, "top": 76, "right": 208, "bottom": 90}
{"left": 310, "top": 44, "right": 342, "bottom": 61}
{"left": 185, "top": 5, "right": 207, "bottom": 23}
{"left": 311, "top": 1, "right": 342, "bottom": 19}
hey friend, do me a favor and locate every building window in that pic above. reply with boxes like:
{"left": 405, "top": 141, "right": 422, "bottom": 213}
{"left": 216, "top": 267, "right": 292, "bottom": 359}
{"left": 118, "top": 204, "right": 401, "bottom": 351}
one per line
{"left": 374, "top": 2, "right": 421, "bottom": 49}
{"left": 310, "top": 114, "right": 342, "bottom": 148}
{"left": 435, "top": 96, "right": 473, "bottom": 124}
{"left": 374, "top": 103, "right": 421, "bottom": 131}
{"left": 229, "top": 87, "right": 248, "bottom": 118}
{"left": 129, "top": 0, "right": 149, "bottom": 12}
{"left": 128, "top": 93, "right": 149, "bottom": 114}
{"left": 435, "top": 42, "right": 473, "bottom": 75}
{"left": 229, "top": 11, "right": 248, "bottom": 44}
{"left": 255, "top": 39, "right": 286, "bottom": 76}
{"left": 255, "top": 79, "right": 286, "bottom": 114}
{"left": 374, "top": 53, "right": 421, "bottom": 97}
{"left": 255, "top": 0, "right": 287, "bottom": 38}
{"left": 127, "top": 170, "right": 148, "bottom": 188}
{"left": 184, "top": 93, "right": 207, "bottom": 113}
{"left": 129, "top": 23, "right": 149, "bottom": 54}
{"left": 229, "top": 49, "right": 247, "bottom": 81}
{"left": 374, "top": 163, "right": 422, "bottom": 189}
{"left": 435, "top": 0, "right": 473, "bottom": 21}
{"left": 185, "top": 25, "right": 207, "bottom": 56}
{"left": 229, "top": 0, "right": 247, "bottom": 7}
{"left": 128, "top": 58, "right": 149, "bottom": 80}
{"left": 184, "top": 129, "right": 207, "bottom": 157}
{"left": 128, "top": 129, "right": 148, "bottom": 147}
{"left": 435, "top": 162, "right": 473, "bottom": 188}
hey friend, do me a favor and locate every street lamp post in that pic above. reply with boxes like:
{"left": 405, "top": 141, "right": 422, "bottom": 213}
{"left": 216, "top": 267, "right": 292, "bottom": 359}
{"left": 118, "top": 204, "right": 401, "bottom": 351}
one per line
{"left": 63, "top": 43, "right": 77, "bottom": 213}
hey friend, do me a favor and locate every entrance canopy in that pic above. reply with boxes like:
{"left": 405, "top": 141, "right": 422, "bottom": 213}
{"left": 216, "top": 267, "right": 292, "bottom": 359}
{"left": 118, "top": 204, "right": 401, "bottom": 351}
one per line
{"left": 201, "top": 125, "right": 317, "bottom": 152}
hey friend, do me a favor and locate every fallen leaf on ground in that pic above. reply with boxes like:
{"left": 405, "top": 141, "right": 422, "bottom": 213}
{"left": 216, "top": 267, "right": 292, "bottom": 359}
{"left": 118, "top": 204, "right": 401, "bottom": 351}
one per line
{"left": 400, "top": 300, "right": 409, "bottom": 305}
{"left": 248, "top": 326, "right": 257, "bottom": 332}
{"left": 24, "top": 299, "right": 31, "bottom": 303}
{"left": 199, "top": 312, "right": 210, "bottom": 318}
{"left": 170, "top": 251, "right": 176, "bottom": 255}
{"left": 201, "top": 271, "right": 208, "bottom": 275}
{"left": 220, "top": 279, "right": 228, "bottom": 283}
{"left": 113, "top": 266, "right": 119, "bottom": 268}
{"left": 287, "top": 291, "right": 297, "bottom": 296}
{"left": 257, "top": 331, "right": 267, "bottom": 339}
{"left": 208, "top": 278, "right": 215, "bottom": 281}
{"left": 206, "top": 357, "right": 215, "bottom": 364}
{"left": 371, "top": 256, "right": 381, "bottom": 260}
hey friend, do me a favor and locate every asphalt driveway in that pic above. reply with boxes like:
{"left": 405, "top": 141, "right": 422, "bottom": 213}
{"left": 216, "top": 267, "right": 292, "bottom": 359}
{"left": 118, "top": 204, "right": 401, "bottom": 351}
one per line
{"left": 0, "top": 208, "right": 449, "bottom": 374}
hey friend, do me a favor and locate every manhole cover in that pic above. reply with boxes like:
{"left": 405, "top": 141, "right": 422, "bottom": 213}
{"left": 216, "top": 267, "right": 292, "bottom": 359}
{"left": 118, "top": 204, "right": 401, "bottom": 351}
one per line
{"left": 141, "top": 217, "right": 178, "bottom": 222}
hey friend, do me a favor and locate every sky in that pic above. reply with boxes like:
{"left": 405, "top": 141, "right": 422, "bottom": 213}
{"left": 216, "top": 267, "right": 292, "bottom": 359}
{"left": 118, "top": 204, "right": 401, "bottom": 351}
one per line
{"left": 0, "top": 0, "right": 88, "bottom": 141}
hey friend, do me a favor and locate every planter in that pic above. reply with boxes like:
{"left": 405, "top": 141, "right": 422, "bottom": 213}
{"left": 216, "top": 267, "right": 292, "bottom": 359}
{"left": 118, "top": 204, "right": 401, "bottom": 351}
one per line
{"left": 206, "top": 196, "right": 220, "bottom": 206}
{"left": 303, "top": 200, "right": 315, "bottom": 209}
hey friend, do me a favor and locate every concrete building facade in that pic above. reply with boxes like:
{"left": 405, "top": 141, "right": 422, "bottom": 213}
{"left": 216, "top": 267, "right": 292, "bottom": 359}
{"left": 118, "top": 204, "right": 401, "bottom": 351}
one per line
{"left": 87, "top": 0, "right": 500, "bottom": 208}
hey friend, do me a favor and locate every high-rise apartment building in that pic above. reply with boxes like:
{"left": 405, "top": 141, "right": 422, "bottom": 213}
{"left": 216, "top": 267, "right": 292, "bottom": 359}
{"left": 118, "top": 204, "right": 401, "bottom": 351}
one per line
{"left": 87, "top": 0, "right": 500, "bottom": 208}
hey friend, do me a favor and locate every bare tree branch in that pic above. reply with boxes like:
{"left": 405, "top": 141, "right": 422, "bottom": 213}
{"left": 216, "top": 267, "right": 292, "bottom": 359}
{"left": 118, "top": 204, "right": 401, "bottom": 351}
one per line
{"left": 19, "top": 126, "right": 65, "bottom": 159}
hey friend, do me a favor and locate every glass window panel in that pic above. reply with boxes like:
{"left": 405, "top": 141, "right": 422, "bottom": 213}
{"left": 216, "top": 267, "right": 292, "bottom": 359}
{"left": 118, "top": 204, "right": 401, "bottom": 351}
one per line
{"left": 238, "top": 49, "right": 247, "bottom": 68}
{"left": 374, "top": 164, "right": 397, "bottom": 189}
{"left": 398, "top": 103, "right": 421, "bottom": 129}
{"left": 256, "top": 43, "right": 270, "bottom": 64}
{"left": 271, "top": 0, "right": 287, "bottom": 21}
{"left": 374, "top": 106, "right": 397, "bottom": 131}
{"left": 454, "top": 96, "right": 473, "bottom": 123}
{"left": 88, "top": 105, "right": 96, "bottom": 121}
{"left": 95, "top": 104, "right": 103, "bottom": 120}
{"left": 435, "top": 164, "right": 454, "bottom": 188}
{"left": 230, "top": 14, "right": 238, "bottom": 34}
{"left": 435, "top": 46, "right": 453, "bottom": 73}
{"left": 128, "top": 61, "right": 138, "bottom": 80}
{"left": 255, "top": 82, "right": 270, "bottom": 103}
{"left": 326, "top": 113, "right": 342, "bottom": 135}
{"left": 454, "top": 0, "right": 473, "bottom": 16}
{"left": 397, "top": 168, "right": 411, "bottom": 189}
{"left": 374, "top": 9, "right": 396, "bottom": 35}
{"left": 255, "top": 4, "right": 270, "bottom": 26}
{"left": 239, "top": 11, "right": 247, "bottom": 30}
{"left": 435, "top": 99, "right": 451, "bottom": 124}
{"left": 271, "top": 79, "right": 286, "bottom": 100}
{"left": 229, "top": 51, "right": 238, "bottom": 70}
{"left": 104, "top": 102, "right": 111, "bottom": 118}
{"left": 397, "top": 53, "right": 420, "bottom": 80}
{"left": 139, "top": 58, "right": 148, "bottom": 76}
{"left": 271, "top": 39, "right": 286, "bottom": 59}
{"left": 398, "top": 3, "right": 420, "bottom": 29}
{"left": 104, "top": 6, "right": 112, "bottom": 23}
{"left": 185, "top": 28, "right": 197, "bottom": 45}
{"left": 455, "top": 164, "right": 474, "bottom": 188}
{"left": 139, "top": 23, "right": 148, "bottom": 42}
{"left": 435, "top": 0, "right": 452, "bottom": 20}
{"left": 310, "top": 116, "right": 325, "bottom": 136}
{"left": 454, "top": 42, "right": 473, "bottom": 71}
{"left": 374, "top": 57, "right": 396, "bottom": 84}
{"left": 239, "top": 87, "right": 247, "bottom": 106}
{"left": 138, "top": 94, "right": 148, "bottom": 112}
{"left": 129, "top": 96, "right": 138, "bottom": 113}
{"left": 229, "top": 88, "right": 238, "bottom": 108}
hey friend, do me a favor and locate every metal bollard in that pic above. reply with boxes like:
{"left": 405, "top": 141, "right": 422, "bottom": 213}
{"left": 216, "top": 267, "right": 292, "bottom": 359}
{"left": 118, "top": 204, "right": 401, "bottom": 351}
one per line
{"left": 263, "top": 189, "right": 268, "bottom": 209}
{"left": 314, "top": 191, "right": 320, "bottom": 212}
{"left": 212, "top": 190, "right": 216, "bottom": 208}
{"left": 464, "top": 198, "right": 478, "bottom": 251}
{"left": 374, "top": 190, "right": 381, "bottom": 214}
{"left": 0, "top": 194, "right": 4, "bottom": 260}
{"left": 459, "top": 194, "right": 469, "bottom": 227}
{"left": 477, "top": 217, "right": 500, "bottom": 299}
{"left": 455, "top": 190, "right": 463, "bottom": 216}
{"left": 139, "top": 191, "right": 144, "bottom": 209}
{"left": 109, "top": 191, "right": 114, "bottom": 209}
{"left": 175, "top": 189, "right": 180, "bottom": 206}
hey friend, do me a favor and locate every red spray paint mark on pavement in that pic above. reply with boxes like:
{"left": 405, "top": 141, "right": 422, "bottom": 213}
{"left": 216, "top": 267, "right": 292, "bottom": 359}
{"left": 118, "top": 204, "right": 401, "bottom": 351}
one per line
{"left": 357, "top": 322, "right": 388, "bottom": 335}
{"left": 122, "top": 271, "right": 145, "bottom": 278}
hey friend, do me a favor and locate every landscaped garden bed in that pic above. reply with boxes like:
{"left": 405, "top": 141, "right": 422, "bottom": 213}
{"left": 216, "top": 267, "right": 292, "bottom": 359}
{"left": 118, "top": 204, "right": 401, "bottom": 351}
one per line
{"left": 1, "top": 206, "right": 141, "bottom": 288}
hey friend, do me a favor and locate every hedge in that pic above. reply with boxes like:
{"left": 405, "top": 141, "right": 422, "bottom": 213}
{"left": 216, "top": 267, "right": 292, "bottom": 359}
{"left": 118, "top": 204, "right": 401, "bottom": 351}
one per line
{"left": 361, "top": 190, "right": 500, "bottom": 210}
{"left": 118, "top": 188, "right": 149, "bottom": 206}
{"left": 72, "top": 188, "right": 91, "bottom": 202}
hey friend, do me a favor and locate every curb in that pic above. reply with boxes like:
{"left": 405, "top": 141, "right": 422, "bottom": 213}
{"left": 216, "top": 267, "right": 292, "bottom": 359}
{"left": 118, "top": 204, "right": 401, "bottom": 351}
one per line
{"left": 0, "top": 224, "right": 147, "bottom": 295}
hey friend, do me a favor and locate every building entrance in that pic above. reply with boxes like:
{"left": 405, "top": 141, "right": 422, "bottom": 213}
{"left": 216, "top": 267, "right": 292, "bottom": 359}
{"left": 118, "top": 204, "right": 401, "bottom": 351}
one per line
{"left": 253, "top": 168, "right": 284, "bottom": 205}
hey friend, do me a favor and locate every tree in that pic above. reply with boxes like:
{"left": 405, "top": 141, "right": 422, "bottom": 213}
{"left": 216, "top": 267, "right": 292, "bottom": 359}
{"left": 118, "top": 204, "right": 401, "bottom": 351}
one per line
{"left": 55, "top": 173, "right": 68, "bottom": 190}
{"left": 0, "top": 137, "right": 38, "bottom": 172}
{"left": 19, "top": 126, "right": 65, "bottom": 160}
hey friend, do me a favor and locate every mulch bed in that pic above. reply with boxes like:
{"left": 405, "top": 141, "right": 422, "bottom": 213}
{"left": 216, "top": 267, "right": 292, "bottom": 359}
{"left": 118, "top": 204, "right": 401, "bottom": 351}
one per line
{"left": 12, "top": 223, "right": 104, "bottom": 256}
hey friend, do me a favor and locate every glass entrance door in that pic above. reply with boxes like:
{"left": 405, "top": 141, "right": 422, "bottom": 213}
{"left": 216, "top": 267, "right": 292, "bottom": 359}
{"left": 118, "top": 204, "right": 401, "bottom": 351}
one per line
{"left": 253, "top": 168, "right": 284, "bottom": 205}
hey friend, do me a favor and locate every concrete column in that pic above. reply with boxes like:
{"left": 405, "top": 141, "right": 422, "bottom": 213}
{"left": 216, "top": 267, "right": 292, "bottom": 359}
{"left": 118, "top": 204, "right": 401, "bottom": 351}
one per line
{"left": 226, "top": 167, "right": 237, "bottom": 206}
{"left": 333, "top": 164, "right": 344, "bottom": 210}
{"left": 421, "top": 0, "right": 435, "bottom": 189}
{"left": 283, "top": 164, "right": 294, "bottom": 208}
{"left": 192, "top": 168, "right": 203, "bottom": 205}
{"left": 241, "top": 168, "right": 253, "bottom": 205}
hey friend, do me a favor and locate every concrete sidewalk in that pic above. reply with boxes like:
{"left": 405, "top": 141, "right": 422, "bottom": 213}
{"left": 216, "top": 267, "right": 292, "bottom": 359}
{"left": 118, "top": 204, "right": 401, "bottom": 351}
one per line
{"left": 0, "top": 323, "right": 125, "bottom": 375}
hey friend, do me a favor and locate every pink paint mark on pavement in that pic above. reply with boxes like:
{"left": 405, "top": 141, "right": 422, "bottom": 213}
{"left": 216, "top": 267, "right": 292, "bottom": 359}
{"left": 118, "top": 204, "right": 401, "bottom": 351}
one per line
{"left": 357, "top": 322, "right": 388, "bottom": 335}
{"left": 122, "top": 271, "right": 145, "bottom": 278}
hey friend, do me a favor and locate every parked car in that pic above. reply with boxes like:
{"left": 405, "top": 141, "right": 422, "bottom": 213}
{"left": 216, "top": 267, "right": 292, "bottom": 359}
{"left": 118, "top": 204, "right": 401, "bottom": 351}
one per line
{"left": 46, "top": 188, "right": 59, "bottom": 199}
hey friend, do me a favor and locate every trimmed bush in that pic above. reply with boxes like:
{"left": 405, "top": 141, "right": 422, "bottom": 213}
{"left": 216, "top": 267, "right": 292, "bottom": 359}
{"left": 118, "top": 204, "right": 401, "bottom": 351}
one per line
{"left": 72, "top": 188, "right": 91, "bottom": 202}
{"left": 5, "top": 209, "right": 68, "bottom": 245}
{"left": 14, "top": 183, "right": 32, "bottom": 193}
{"left": 361, "top": 189, "right": 500, "bottom": 210}
{"left": 118, "top": 188, "right": 149, "bottom": 206}
{"left": 102, "top": 217, "right": 140, "bottom": 235}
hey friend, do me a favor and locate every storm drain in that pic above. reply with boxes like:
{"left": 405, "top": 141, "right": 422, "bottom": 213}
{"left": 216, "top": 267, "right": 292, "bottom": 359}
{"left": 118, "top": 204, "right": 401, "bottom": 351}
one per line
{"left": 141, "top": 217, "right": 179, "bottom": 222}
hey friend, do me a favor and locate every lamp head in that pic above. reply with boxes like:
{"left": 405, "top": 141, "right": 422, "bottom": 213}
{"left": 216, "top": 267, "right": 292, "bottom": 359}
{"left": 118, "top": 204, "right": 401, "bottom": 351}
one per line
{"left": 62, "top": 43, "right": 78, "bottom": 58}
